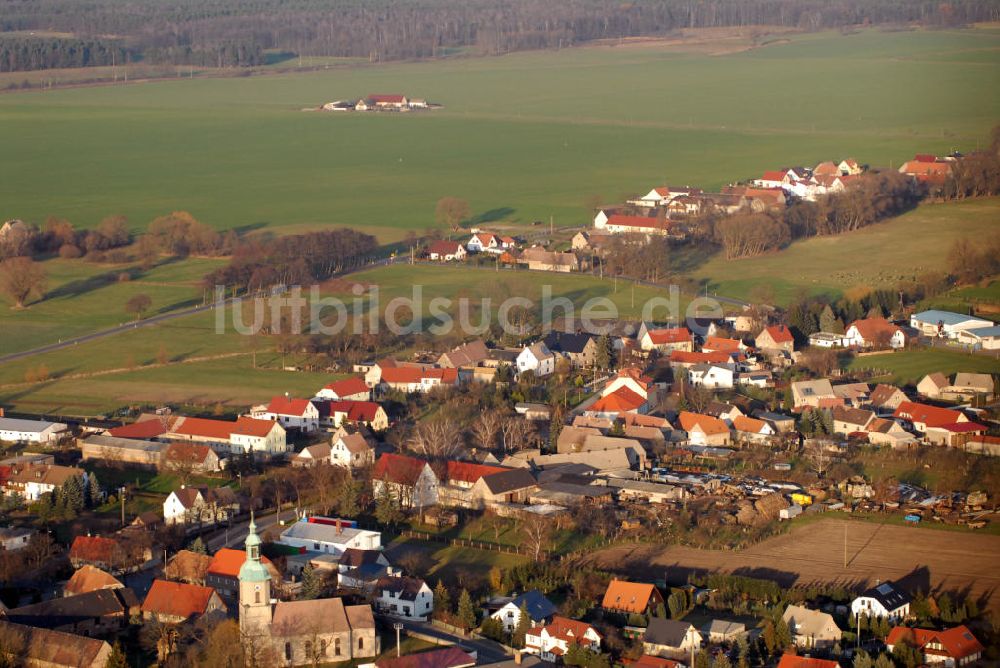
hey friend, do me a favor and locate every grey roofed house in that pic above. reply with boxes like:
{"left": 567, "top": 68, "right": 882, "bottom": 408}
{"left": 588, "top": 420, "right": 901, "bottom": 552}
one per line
{"left": 543, "top": 331, "right": 596, "bottom": 354}
{"left": 703, "top": 619, "right": 746, "bottom": 641}
{"left": 481, "top": 469, "right": 537, "bottom": 495}
{"left": 438, "top": 339, "right": 490, "bottom": 368}
{"left": 644, "top": 617, "right": 697, "bottom": 648}
{"left": 6, "top": 588, "right": 133, "bottom": 630}
{"left": 508, "top": 590, "right": 558, "bottom": 622}
{"left": 952, "top": 372, "right": 994, "bottom": 394}
{"left": 859, "top": 581, "right": 911, "bottom": 611}
{"left": 376, "top": 575, "right": 427, "bottom": 601}
{"left": 535, "top": 463, "right": 598, "bottom": 483}
{"left": 0, "top": 619, "right": 112, "bottom": 668}
{"left": 781, "top": 604, "right": 842, "bottom": 646}
{"left": 529, "top": 482, "right": 612, "bottom": 505}
{"left": 270, "top": 597, "right": 352, "bottom": 636}
{"left": 338, "top": 548, "right": 387, "bottom": 569}
{"left": 516, "top": 448, "right": 633, "bottom": 473}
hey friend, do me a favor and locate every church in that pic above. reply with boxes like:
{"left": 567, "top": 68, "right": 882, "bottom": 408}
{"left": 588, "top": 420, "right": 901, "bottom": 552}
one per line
{"left": 239, "top": 515, "right": 379, "bottom": 665}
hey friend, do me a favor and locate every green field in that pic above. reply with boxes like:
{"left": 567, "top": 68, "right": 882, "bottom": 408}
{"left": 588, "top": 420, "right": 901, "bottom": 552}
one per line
{"left": 0, "top": 28, "right": 997, "bottom": 240}
{"left": 848, "top": 348, "right": 1000, "bottom": 386}
{"left": 696, "top": 198, "right": 1000, "bottom": 304}
{"left": 0, "top": 256, "right": 222, "bottom": 355}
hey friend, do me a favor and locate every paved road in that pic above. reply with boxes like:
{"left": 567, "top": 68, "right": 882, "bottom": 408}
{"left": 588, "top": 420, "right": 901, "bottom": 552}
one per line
{"left": 395, "top": 620, "right": 511, "bottom": 664}
{"left": 203, "top": 508, "right": 300, "bottom": 553}
{"left": 0, "top": 258, "right": 394, "bottom": 365}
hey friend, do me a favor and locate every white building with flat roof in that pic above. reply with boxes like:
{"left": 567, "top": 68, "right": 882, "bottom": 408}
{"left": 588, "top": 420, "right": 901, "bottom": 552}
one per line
{"left": 0, "top": 418, "right": 68, "bottom": 445}
{"left": 277, "top": 518, "right": 381, "bottom": 556}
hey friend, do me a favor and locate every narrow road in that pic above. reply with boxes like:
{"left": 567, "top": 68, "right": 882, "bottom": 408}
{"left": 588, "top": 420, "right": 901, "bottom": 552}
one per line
{"left": 394, "top": 620, "right": 510, "bottom": 664}
{"left": 203, "top": 508, "right": 300, "bottom": 553}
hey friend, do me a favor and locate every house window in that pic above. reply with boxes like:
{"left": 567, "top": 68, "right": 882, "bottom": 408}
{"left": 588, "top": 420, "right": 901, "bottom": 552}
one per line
{"left": 320, "top": 640, "right": 327, "bottom": 657}
{"left": 284, "top": 643, "right": 292, "bottom": 660}
{"left": 334, "top": 638, "right": 342, "bottom": 656}
{"left": 358, "top": 637, "right": 364, "bottom": 650}
{"left": 255, "top": 590, "right": 261, "bottom": 604}
{"left": 304, "top": 641, "right": 313, "bottom": 658}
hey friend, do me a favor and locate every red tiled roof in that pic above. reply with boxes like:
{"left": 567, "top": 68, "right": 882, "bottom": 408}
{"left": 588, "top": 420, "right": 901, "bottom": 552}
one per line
{"left": 934, "top": 422, "right": 986, "bottom": 433}
{"left": 848, "top": 318, "right": 902, "bottom": 343}
{"left": 678, "top": 411, "right": 730, "bottom": 436}
{"left": 761, "top": 170, "right": 787, "bottom": 182}
{"left": 69, "top": 535, "right": 118, "bottom": 564}
{"left": 376, "top": 647, "right": 474, "bottom": 668}
{"left": 267, "top": 396, "right": 313, "bottom": 416}
{"left": 428, "top": 240, "right": 462, "bottom": 255}
{"left": 732, "top": 416, "right": 768, "bottom": 434}
{"left": 373, "top": 453, "right": 432, "bottom": 486}
{"left": 108, "top": 418, "right": 168, "bottom": 439}
{"left": 606, "top": 214, "right": 672, "bottom": 231}
{"left": 163, "top": 442, "right": 214, "bottom": 465}
{"left": 894, "top": 401, "right": 966, "bottom": 428}
{"left": 324, "top": 376, "right": 369, "bottom": 397}
{"left": 141, "top": 579, "right": 220, "bottom": 619}
{"left": 669, "top": 350, "right": 732, "bottom": 365}
{"left": 629, "top": 657, "right": 680, "bottom": 668}
{"left": 447, "top": 461, "right": 507, "bottom": 485}
{"left": 602, "top": 580, "right": 660, "bottom": 614}
{"left": 232, "top": 416, "right": 279, "bottom": 437}
{"left": 887, "top": 625, "right": 983, "bottom": 660}
{"left": 776, "top": 655, "right": 839, "bottom": 668}
{"left": 206, "top": 548, "right": 273, "bottom": 578}
{"left": 172, "top": 416, "right": 234, "bottom": 440}
{"left": 369, "top": 94, "right": 405, "bottom": 103}
{"left": 646, "top": 327, "right": 691, "bottom": 345}
{"left": 589, "top": 386, "right": 647, "bottom": 414}
{"left": 543, "top": 616, "right": 603, "bottom": 643}
{"left": 703, "top": 336, "right": 741, "bottom": 352}
{"left": 381, "top": 367, "right": 425, "bottom": 384}
{"left": 762, "top": 325, "right": 794, "bottom": 344}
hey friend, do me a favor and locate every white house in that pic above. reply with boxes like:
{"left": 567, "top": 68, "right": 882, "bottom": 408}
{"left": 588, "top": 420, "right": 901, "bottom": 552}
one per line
{"left": 0, "top": 526, "right": 35, "bottom": 551}
{"left": 330, "top": 433, "right": 375, "bottom": 469}
{"left": 782, "top": 604, "right": 843, "bottom": 650}
{"left": 5, "top": 464, "right": 86, "bottom": 501}
{"left": 373, "top": 576, "right": 433, "bottom": 621}
{"left": 490, "top": 590, "right": 558, "bottom": 634}
{"left": 844, "top": 318, "right": 907, "bottom": 349}
{"left": 809, "top": 332, "right": 848, "bottom": 348}
{"left": 0, "top": 418, "right": 68, "bottom": 445}
{"left": 910, "top": 310, "right": 993, "bottom": 339}
{"left": 524, "top": 616, "right": 602, "bottom": 663}
{"left": 278, "top": 517, "right": 381, "bottom": 556}
{"left": 687, "top": 363, "right": 735, "bottom": 389}
{"left": 467, "top": 233, "right": 500, "bottom": 253}
{"left": 256, "top": 396, "right": 320, "bottom": 433}
{"left": 290, "top": 443, "right": 331, "bottom": 467}
{"left": 643, "top": 618, "right": 702, "bottom": 656}
{"left": 163, "top": 486, "right": 239, "bottom": 527}
{"left": 428, "top": 241, "right": 467, "bottom": 262}
{"left": 315, "top": 377, "right": 371, "bottom": 402}
{"left": 229, "top": 418, "right": 288, "bottom": 457}
{"left": 517, "top": 343, "right": 555, "bottom": 377}
{"left": 851, "top": 581, "right": 911, "bottom": 621}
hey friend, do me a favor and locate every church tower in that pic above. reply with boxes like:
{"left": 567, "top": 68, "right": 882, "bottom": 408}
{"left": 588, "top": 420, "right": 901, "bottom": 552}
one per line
{"left": 239, "top": 513, "right": 273, "bottom": 636}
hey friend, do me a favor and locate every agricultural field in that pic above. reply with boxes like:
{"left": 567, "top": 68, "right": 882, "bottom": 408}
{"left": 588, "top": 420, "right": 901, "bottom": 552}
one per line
{"left": 586, "top": 517, "right": 1000, "bottom": 611}
{"left": 695, "top": 197, "right": 1000, "bottom": 305}
{"left": 0, "top": 28, "right": 997, "bottom": 241}
{"left": 847, "top": 348, "right": 1000, "bottom": 386}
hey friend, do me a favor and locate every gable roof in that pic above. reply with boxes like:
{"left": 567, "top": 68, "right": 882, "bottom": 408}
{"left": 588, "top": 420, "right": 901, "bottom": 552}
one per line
{"left": 324, "top": 400, "right": 385, "bottom": 423}
{"left": 832, "top": 406, "right": 875, "bottom": 428}
{"left": 703, "top": 336, "right": 742, "bottom": 352}
{"left": 776, "top": 655, "right": 840, "bottom": 668}
{"left": 270, "top": 597, "right": 351, "bottom": 636}
{"left": 912, "top": 310, "right": 991, "bottom": 327}
{"left": 64, "top": 565, "right": 123, "bottom": 596}
{"left": 538, "top": 616, "right": 603, "bottom": 643}
{"left": 606, "top": 214, "right": 672, "bottom": 231}
{"left": 323, "top": 376, "right": 369, "bottom": 397}
{"left": 0, "top": 619, "right": 111, "bottom": 668}
{"left": 447, "top": 461, "right": 507, "bottom": 485}
{"left": 69, "top": 535, "right": 119, "bottom": 564}
{"left": 339, "top": 548, "right": 385, "bottom": 568}
{"left": 428, "top": 240, "right": 463, "bottom": 255}
{"left": 163, "top": 442, "right": 215, "bottom": 465}
{"left": 339, "top": 433, "right": 372, "bottom": 454}
{"left": 439, "top": 339, "right": 489, "bottom": 367}
{"left": 602, "top": 579, "right": 660, "bottom": 613}
{"left": 482, "top": 468, "right": 537, "bottom": 494}
{"left": 782, "top": 604, "right": 838, "bottom": 639}
{"left": 886, "top": 625, "right": 983, "bottom": 659}
{"left": 732, "top": 416, "right": 769, "bottom": 434}
{"left": 857, "top": 580, "right": 910, "bottom": 611}
{"left": 870, "top": 384, "right": 905, "bottom": 406}
{"left": 266, "top": 396, "right": 313, "bottom": 416}
{"left": 588, "top": 386, "right": 647, "bottom": 414}
{"left": 108, "top": 416, "right": 170, "bottom": 439}
{"left": 543, "top": 331, "right": 596, "bottom": 355}
{"left": 646, "top": 327, "right": 691, "bottom": 344}
{"left": 893, "top": 401, "right": 966, "bottom": 428}
{"left": 760, "top": 325, "right": 794, "bottom": 344}
{"left": 669, "top": 350, "right": 733, "bottom": 365}
{"left": 508, "top": 589, "right": 558, "bottom": 621}
{"left": 644, "top": 617, "right": 695, "bottom": 647}
{"left": 368, "top": 94, "right": 406, "bottom": 103}
{"left": 206, "top": 547, "right": 274, "bottom": 578}
{"left": 373, "top": 453, "right": 433, "bottom": 486}
{"left": 678, "top": 412, "right": 730, "bottom": 436}
{"left": 848, "top": 317, "right": 902, "bottom": 342}
{"left": 141, "top": 579, "right": 220, "bottom": 618}
{"left": 7, "top": 588, "right": 129, "bottom": 628}
{"left": 164, "top": 549, "right": 212, "bottom": 584}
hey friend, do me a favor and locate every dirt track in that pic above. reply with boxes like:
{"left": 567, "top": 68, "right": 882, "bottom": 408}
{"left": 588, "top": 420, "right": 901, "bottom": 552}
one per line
{"left": 583, "top": 518, "right": 1000, "bottom": 611}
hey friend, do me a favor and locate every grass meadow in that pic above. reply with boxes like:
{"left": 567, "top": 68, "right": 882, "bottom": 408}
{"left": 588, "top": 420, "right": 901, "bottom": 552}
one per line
{"left": 848, "top": 348, "right": 1000, "bottom": 386}
{"left": 0, "top": 28, "right": 997, "bottom": 240}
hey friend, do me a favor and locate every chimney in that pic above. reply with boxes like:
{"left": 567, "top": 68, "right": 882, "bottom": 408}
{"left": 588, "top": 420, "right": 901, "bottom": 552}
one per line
{"left": 336, "top": 518, "right": 342, "bottom": 535}
{"left": 515, "top": 651, "right": 522, "bottom": 665}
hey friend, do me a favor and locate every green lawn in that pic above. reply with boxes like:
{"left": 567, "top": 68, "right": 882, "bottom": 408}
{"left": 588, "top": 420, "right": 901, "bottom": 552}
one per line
{"left": 847, "top": 348, "right": 1000, "bottom": 386}
{"left": 0, "top": 256, "right": 224, "bottom": 356}
{"left": 389, "top": 537, "right": 529, "bottom": 585}
{"left": 0, "top": 28, "right": 996, "bottom": 241}
{"left": 696, "top": 198, "right": 1000, "bottom": 305}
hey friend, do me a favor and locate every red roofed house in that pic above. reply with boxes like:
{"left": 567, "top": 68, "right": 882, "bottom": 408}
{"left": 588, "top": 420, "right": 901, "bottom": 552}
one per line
{"left": 702, "top": 336, "right": 745, "bottom": 354}
{"left": 167, "top": 415, "right": 287, "bottom": 458}
{"left": 924, "top": 420, "right": 988, "bottom": 448}
{"left": 257, "top": 396, "right": 320, "bottom": 433}
{"left": 525, "top": 616, "right": 603, "bottom": 663}
{"left": 376, "top": 647, "right": 475, "bottom": 668}
{"left": 141, "top": 579, "right": 226, "bottom": 624}
{"left": 899, "top": 156, "right": 953, "bottom": 184}
{"left": 467, "top": 232, "right": 500, "bottom": 253}
{"left": 372, "top": 453, "right": 439, "bottom": 509}
{"left": 586, "top": 386, "right": 649, "bottom": 418}
{"left": 321, "top": 400, "right": 390, "bottom": 431}
{"left": 756, "top": 325, "right": 795, "bottom": 353}
{"left": 678, "top": 411, "right": 731, "bottom": 446}
{"left": 845, "top": 318, "right": 907, "bottom": 349}
{"left": 602, "top": 580, "right": 665, "bottom": 615}
{"left": 755, "top": 170, "right": 792, "bottom": 189}
{"left": 886, "top": 624, "right": 984, "bottom": 667}
{"left": 427, "top": 240, "right": 466, "bottom": 262}
{"left": 367, "top": 94, "right": 408, "bottom": 108}
{"left": 162, "top": 442, "right": 221, "bottom": 473}
{"left": 445, "top": 461, "right": 508, "bottom": 489}
{"left": 69, "top": 536, "right": 122, "bottom": 572}
{"left": 640, "top": 326, "right": 693, "bottom": 353}
{"left": 776, "top": 655, "right": 840, "bottom": 668}
{"left": 379, "top": 367, "right": 459, "bottom": 394}
{"left": 893, "top": 401, "right": 968, "bottom": 433}
{"left": 316, "top": 376, "right": 371, "bottom": 402}
{"left": 731, "top": 416, "right": 776, "bottom": 444}
{"left": 108, "top": 415, "right": 171, "bottom": 439}
{"left": 667, "top": 350, "right": 734, "bottom": 368}
{"left": 602, "top": 367, "right": 656, "bottom": 403}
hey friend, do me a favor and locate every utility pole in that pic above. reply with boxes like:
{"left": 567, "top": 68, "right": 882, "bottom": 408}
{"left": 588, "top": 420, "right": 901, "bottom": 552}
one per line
{"left": 119, "top": 486, "right": 126, "bottom": 527}
{"left": 394, "top": 623, "right": 403, "bottom": 657}
{"left": 843, "top": 522, "right": 847, "bottom": 568}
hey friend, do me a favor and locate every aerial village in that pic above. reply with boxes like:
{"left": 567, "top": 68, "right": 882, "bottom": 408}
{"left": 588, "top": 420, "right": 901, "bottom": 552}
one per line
{"left": 0, "top": 149, "right": 995, "bottom": 667}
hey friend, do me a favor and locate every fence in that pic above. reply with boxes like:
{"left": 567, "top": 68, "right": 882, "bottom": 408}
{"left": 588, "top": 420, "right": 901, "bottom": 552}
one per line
{"left": 399, "top": 529, "right": 549, "bottom": 559}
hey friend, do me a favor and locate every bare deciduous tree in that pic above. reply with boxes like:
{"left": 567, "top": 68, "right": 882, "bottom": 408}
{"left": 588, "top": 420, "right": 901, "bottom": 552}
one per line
{"left": 435, "top": 197, "right": 470, "bottom": 232}
{"left": 0, "top": 256, "right": 46, "bottom": 308}
{"left": 471, "top": 409, "right": 503, "bottom": 451}
{"left": 519, "top": 513, "right": 553, "bottom": 561}
{"left": 409, "top": 417, "right": 463, "bottom": 459}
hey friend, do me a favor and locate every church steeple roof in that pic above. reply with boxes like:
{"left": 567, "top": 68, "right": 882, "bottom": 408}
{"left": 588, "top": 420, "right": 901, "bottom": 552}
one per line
{"left": 239, "top": 512, "right": 271, "bottom": 583}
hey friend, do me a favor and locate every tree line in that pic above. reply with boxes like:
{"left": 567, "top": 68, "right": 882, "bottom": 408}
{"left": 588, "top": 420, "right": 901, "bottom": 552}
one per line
{"left": 0, "top": 35, "right": 129, "bottom": 72}
{"left": 2, "top": 0, "right": 997, "bottom": 71}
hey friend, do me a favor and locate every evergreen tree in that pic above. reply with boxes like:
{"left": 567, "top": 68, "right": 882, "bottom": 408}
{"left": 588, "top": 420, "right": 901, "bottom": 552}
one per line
{"left": 300, "top": 562, "right": 323, "bottom": 600}
{"left": 335, "top": 477, "right": 361, "bottom": 518}
{"left": 712, "top": 653, "right": 732, "bottom": 668}
{"left": 667, "top": 591, "right": 685, "bottom": 618}
{"left": 737, "top": 636, "right": 750, "bottom": 668}
{"left": 189, "top": 536, "right": 207, "bottom": 554}
{"left": 374, "top": 483, "right": 402, "bottom": 526}
{"left": 853, "top": 651, "right": 875, "bottom": 668}
{"left": 87, "top": 473, "right": 102, "bottom": 508}
{"left": 874, "top": 653, "right": 895, "bottom": 668}
{"left": 457, "top": 589, "right": 477, "bottom": 630}
{"left": 512, "top": 602, "right": 532, "bottom": 649}
{"left": 595, "top": 334, "right": 612, "bottom": 370}
{"left": 433, "top": 580, "right": 451, "bottom": 620}
{"left": 775, "top": 614, "right": 792, "bottom": 649}
{"left": 62, "top": 475, "right": 85, "bottom": 513}
{"left": 694, "top": 651, "right": 711, "bottom": 668}
{"left": 104, "top": 642, "right": 128, "bottom": 668}
{"left": 480, "top": 616, "right": 505, "bottom": 642}
{"left": 819, "top": 304, "right": 838, "bottom": 333}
